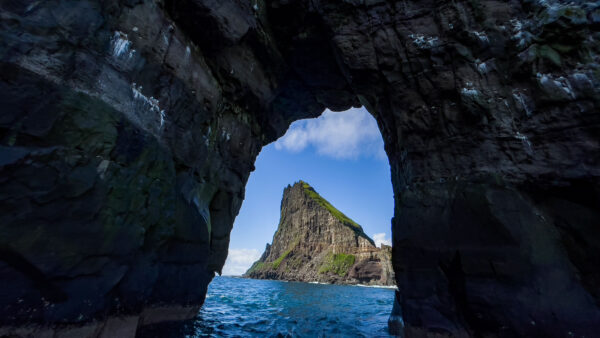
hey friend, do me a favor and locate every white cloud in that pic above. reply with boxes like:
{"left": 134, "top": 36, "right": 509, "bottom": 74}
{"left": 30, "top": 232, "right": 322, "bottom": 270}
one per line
{"left": 372, "top": 233, "right": 391, "bottom": 248}
{"left": 221, "top": 248, "right": 261, "bottom": 276}
{"left": 274, "top": 107, "right": 385, "bottom": 160}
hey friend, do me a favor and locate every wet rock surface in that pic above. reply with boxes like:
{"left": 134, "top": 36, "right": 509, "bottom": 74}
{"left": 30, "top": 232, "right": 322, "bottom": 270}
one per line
{"left": 0, "top": 0, "right": 599, "bottom": 336}
{"left": 245, "top": 181, "right": 395, "bottom": 285}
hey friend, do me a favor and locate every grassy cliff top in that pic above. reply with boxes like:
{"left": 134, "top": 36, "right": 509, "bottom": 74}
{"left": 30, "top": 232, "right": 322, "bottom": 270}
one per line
{"left": 299, "top": 181, "right": 372, "bottom": 242}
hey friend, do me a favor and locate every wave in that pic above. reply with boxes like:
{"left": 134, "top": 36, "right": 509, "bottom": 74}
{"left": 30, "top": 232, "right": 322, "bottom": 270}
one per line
{"left": 354, "top": 284, "right": 397, "bottom": 289}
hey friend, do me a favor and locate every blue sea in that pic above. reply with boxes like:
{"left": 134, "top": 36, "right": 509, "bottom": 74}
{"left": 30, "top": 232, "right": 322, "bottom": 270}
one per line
{"left": 140, "top": 276, "right": 396, "bottom": 337}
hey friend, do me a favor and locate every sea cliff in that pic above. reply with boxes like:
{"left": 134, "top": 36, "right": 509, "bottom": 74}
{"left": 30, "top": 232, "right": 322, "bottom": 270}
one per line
{"left": 245, "top": 181, "right": 394, "bottom": 286}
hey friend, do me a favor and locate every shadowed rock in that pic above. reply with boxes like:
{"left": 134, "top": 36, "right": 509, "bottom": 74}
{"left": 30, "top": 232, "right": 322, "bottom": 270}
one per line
{"left": 0, "top": 0, "right": 599, "bottom": 336}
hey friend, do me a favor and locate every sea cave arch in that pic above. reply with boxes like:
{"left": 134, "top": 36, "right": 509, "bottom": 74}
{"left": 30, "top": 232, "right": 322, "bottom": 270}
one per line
{"left": 0, "top": 0, "right": 599, "bottom": 337}
{"left": 225, "top": 105, "right": 395, "bottom": 279}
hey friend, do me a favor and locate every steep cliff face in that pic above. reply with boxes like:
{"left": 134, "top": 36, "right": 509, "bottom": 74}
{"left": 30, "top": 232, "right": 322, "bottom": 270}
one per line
{"left": 1, "top": 0, "right": 599, "bottom": 336}
{"left": 245, "top": 181, "right": 394, "bottom": 285}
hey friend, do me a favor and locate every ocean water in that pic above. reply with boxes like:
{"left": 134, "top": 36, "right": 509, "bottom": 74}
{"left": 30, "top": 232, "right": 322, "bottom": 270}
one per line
{"left": 140, "top": 276, "right": 396, "bottom": 337}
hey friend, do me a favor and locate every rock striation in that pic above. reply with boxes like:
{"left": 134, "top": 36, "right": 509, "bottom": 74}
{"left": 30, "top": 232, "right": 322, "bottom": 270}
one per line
{"left": 245, "top": 181, "right": 394, "bottom": 286}
{"left": 0, "top": 0, "right": 599, "bottom": 337}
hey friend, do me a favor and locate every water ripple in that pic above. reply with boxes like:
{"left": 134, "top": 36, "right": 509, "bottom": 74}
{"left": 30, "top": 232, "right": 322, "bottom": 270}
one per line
{"left": 139, "top": 276, "right": 396, "bottom": 337}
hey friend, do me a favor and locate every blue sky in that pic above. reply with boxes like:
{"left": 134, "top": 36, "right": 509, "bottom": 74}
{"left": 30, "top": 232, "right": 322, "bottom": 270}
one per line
{"left": 222, "top": 107, "right": 394, "bottom": 275}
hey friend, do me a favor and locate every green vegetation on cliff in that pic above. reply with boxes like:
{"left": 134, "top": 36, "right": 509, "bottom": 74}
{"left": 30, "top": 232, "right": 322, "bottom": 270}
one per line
{"left": 246, "top": 261, "right": 265, "bottom": 275}
{"left": 300, "top": 181, "right": 363, "bottom": 232}
{"left": 319, "top": 253, "right": 356, "bottom": 277}
{"left": 272, "top": 239, "right": 300, "bottom": 269}
{"left": 246, "top": 240, "right": 298, "bottom": 274}
{"left": 272, "top": 247, "right": 292, "bottom": 269}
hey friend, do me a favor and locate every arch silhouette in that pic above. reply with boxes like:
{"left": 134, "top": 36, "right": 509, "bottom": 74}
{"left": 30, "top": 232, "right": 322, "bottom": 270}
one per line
{"left": 0, "top": 0, "right": 598, "bottom": 336}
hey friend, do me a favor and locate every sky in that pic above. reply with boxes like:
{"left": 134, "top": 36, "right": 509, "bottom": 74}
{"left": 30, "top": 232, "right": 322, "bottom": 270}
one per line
{"left": 222, "top": 107, "right": 394, "bottom": 275}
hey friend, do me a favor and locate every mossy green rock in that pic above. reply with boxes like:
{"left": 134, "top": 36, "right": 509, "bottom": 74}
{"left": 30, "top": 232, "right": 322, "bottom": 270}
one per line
{"left": 318, "top": 253, "right": 356, "bottom": 276}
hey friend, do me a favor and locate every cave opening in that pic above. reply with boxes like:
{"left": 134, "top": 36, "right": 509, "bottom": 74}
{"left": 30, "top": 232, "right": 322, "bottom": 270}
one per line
{"left": 227, "top": 106, "right": 393, "bottom": 275}
{"left": 204, "top": 106, "right": 396, "bottom": 335}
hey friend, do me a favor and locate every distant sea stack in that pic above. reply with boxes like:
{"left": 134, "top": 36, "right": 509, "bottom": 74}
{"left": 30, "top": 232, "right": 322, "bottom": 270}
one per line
{"left": 245, "top": 181, "right": 394, "bottom": 286}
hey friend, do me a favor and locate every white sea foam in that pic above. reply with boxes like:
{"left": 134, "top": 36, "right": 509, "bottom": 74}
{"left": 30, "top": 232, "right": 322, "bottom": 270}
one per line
{"left": 355, "top": 284, "right": 398, "bottom": 289}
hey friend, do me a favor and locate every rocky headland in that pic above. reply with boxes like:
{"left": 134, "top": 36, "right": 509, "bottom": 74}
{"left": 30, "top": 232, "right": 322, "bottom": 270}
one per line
{"left": 245, "top": 181, "right": 394, "bottom": 286}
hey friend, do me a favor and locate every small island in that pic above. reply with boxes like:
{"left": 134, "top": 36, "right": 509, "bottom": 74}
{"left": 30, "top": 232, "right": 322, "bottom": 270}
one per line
{"left": 245, "top": 181, "right": 394, "bottom": 286}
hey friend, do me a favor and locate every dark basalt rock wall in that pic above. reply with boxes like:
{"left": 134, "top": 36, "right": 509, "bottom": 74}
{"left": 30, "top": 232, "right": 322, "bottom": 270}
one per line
{"left": 245, "top": 181, "right": 394, "bottom": 285}
{"left": 0, "top": 0, "right": 599, "bottom": 336}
